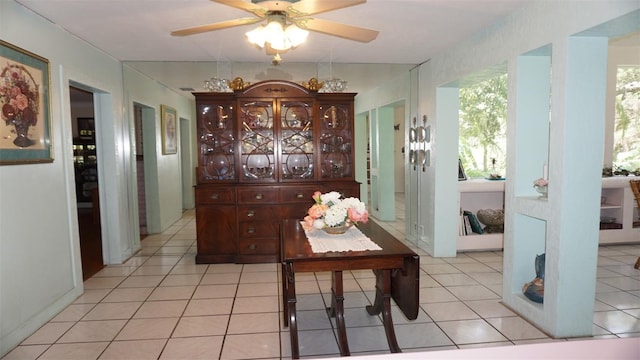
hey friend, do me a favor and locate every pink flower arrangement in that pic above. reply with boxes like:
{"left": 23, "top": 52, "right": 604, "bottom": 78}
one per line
{"left": 533, "top": 178, "right": 548, "bottom": 187}
{"left": 303, "top": 191, "right": 369, "bottom": 230}
{"left": 1, "top": 64, "right": 39, "bottom": 128}
{"left": 1, "top": 63, "right": 40, "bottom": 147}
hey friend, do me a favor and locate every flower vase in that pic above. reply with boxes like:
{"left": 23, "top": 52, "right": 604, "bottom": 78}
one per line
{"left": 321, "top": 223, "right": 353, "bottom": 235}
{"left": 12, "top": 122, "right": 34, "bottom": 148}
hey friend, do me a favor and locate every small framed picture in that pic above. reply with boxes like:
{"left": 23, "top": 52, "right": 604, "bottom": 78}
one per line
{"left": 161, "top": 105, "right": 177, "bottom": 155}
{"left": 0, "top": 40, "right": 53, "bottom": 164}
{"left": 458, "top": 158, "right": 467, "bottom": 181}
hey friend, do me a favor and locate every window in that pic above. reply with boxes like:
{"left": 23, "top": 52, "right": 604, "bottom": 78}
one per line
{"left": 613, "top": 66, "right": 640, "bottom": 173}
{"left": 459, "top": 74, "right": 508, "bottom": 178}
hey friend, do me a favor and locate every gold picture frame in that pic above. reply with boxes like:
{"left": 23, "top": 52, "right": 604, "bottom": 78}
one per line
{"left": 0, "top": 40, "right": 53, "bottom": 165}
{"left": 161, "top": 105, "right": 177, "bottom": 155}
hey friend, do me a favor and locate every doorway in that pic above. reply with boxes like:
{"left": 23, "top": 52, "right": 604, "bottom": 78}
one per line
{"left": 134, "top": 104, "right": 148, "bottom": 238}
{"left": 70, "top": 86, "right": 103, "bottom": 280}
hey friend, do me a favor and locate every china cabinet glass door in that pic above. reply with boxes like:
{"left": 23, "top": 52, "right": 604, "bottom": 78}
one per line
{"left": 280, "top": 100, "right": 314, "bottom": 180}
{"left": 239, "top": 101, "right": 275, "bottom": 181}
{"left": 319, "top": 103, "right": 353, "bottom": 179}
{"left": 198, "top": 103, "right": 236, "bottom": 181}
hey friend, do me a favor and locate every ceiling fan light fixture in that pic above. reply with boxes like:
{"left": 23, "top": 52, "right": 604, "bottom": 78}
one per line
{"left": 285, "top": 24, "right": 308, "bottom": 47}
{"left": 245, "top": 25, "right": 267, "bottom": 48}
{"left": 245, "top": 12, "right": 308, "bottom": 51}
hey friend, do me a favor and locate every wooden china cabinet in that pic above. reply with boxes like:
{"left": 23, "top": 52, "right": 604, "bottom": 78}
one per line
{"left": 194, "top": 80, "right": 360, "bottom": 263}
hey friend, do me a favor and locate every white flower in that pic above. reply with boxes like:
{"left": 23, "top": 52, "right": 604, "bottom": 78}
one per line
{"left": 341, "top": 197, "right": 366, "bottom": 214}
{"left": 324, "top": 205, "right": 348, "bottom": 226}
{"left": 313, "top": 219, "right": 326, "bottom": 229}
{"left": 320, "top": 191, "right": 342, "bottom": 206}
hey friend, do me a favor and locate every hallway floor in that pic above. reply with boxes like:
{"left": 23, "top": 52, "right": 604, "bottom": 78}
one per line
{"left": 4, "top": 196, "right": 640, "bottom": 359}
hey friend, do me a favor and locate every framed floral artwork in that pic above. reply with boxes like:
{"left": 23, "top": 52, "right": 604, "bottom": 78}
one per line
{"left": 161, "top": 105, "right": 177, "bottom": 155}
{"left": 0, "top": 40, "right": 52, "bottom": 165}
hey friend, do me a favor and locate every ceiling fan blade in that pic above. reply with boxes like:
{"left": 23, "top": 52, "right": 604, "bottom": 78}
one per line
{"left": 287, "top": 0, "right": 366, "bottom": 17}
{"left": 295, "top": 18, "right": 378, "bottom": 42}
{"left": 211, "top": 0, "right": 269, "bottom": 17}
{"left": 171, "top": 17, "right": 262, "bottom": 36}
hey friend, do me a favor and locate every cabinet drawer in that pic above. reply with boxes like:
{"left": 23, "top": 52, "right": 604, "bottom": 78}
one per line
{"left": 238, "top": 206, "right": 280, "bottom": 220}
{"left": 280, "top": 187, "right": 317, "bottom": 203}
{"left": 196, "top": 188, "right": 236, "bottom": 204}
{"left": 238, "top": 188, "right": 278, "bottom": 203}
{"left": 281, "top": 204, "right": 310, "bottom": 221}
{"left": 238, "top": 238, "right": 278, "bottom": 255}
{"left": 239, "top": 221, "right": 279, "bottom": 238}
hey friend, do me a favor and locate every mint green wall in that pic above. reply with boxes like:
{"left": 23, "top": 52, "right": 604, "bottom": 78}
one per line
{"left": 0, "top": 1, "right": 195, "bottom": 356}
{"left": 123, "top": 66, "right": 195, "bottom": 233}
{"left": 354, "top": 112, "right": 369, "bottom": 204}
{"left": 1, "top": 0, "right": 125, "bottom": 354}
{"left": 372, "top": 106, "right": 395, "bottom": 220}
{"left": 354, "top": 73, "right": 411, "bottom": 224}
{"left": 419, "top": 1, "right": 638, "bottom": 337}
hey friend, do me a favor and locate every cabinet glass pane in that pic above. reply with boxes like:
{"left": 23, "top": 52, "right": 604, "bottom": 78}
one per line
{"left": 199, "top": 103, "right": 236, "bottom": 181}
{"left": 240, "top": 101, "right": 275, "bottom": 180}
{"left": 319, "top": 104, "right": 352, "bottom": 178}
{"left": 281, "top": 101, "right": 314, "bottom": 179}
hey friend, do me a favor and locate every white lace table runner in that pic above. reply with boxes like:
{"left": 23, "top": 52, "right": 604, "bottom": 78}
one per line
{"left": 303, "top": 224, "right": 382, "bottom": 253}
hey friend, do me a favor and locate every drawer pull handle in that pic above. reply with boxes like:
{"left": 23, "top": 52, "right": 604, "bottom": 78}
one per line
{"left": 296, "top": 193, "right": 304, "bottom": 199}
{"left": 248, "top": 244, "right": 257, "bottom": 250}
{"left": 246, "top": 210, "right": 255, "bottom": 217}
{"left": 247, "top": 227, "right": 255, "bottom": 234}
{"left": 255, "top": 193, "right": 263, "bottom": 200}
{"left": 210, "top": 194, "right": 219, "bottom": 200}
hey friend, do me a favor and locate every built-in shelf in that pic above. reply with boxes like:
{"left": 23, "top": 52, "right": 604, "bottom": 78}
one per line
{"left": 599, "top": 176, "right": 640, "bottom": 244}
{"left": 457, "top": 179, "right": 505, "bottom": 251}
{"left": 456, "top": 176, "right": 639, "bottom": 251}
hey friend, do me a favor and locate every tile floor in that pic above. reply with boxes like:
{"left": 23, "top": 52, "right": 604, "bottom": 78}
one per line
{"left": 4, "top": 195, "right": 640, "bottom": 359}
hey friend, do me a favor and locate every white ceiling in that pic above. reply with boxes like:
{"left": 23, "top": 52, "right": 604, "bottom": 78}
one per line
{"left": 17, "top": 0, "right": 535, "bottom": 64}
{"left": 17, "top": 0, "right": 638, "bottom": 95}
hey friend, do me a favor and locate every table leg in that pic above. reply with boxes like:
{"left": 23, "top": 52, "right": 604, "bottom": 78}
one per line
{"left": 282, "top": 262, "right": 300, "bottom": 359}
{"left": 327, "top": 270, "right": 350, "bottom": 356}
{"left": 366, "top": 269, "right": 401, "bottom": 353}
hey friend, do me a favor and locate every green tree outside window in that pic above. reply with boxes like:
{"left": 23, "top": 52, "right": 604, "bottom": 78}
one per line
{"left": 459, "top": 74, "right": 508, "bottom": 179}
{"left": 614, "top": 67, "right": 640, "bottom": 173}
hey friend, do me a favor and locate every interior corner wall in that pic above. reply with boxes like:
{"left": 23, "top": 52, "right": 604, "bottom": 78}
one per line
{"left": 0, "top": 1, "right": 196, "bottom": 356}
{"left": 123, "top": 66, "right": 195, "bottom": 233}
{"left": 354, "top": 72, "right": 411, "bottom": 221}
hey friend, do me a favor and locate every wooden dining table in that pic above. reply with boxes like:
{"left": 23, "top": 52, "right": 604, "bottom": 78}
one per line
{"left": 280, "top": 219, "right": 420, "bottom": 358}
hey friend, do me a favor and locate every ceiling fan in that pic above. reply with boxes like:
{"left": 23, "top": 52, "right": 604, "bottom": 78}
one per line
{"left": 171, "top": 0, "right": 379, "bottom": 53}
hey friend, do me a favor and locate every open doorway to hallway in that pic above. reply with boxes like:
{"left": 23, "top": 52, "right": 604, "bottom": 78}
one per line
{"left": 134, "top": 104, "right": 148, "bottom": 238}
{"left": 70, "top": 86, "right": 103, "bottom": 280}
